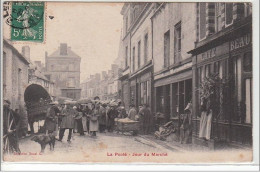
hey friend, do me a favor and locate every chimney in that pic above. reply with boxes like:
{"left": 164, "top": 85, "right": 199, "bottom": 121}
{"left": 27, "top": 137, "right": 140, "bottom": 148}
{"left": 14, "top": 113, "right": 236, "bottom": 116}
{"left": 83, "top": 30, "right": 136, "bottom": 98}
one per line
{"left": 22, "top": 46, "right": 30, "bottom": 61}
{"left": 60, "top": 43, "right": 68, "bottom": 55}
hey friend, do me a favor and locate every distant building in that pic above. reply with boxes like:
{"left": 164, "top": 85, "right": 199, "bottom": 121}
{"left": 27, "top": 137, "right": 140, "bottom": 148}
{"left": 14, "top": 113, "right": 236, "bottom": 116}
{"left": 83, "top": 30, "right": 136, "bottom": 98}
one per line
{"left": 81, "top": 64, "right": 121, "bottom": 101}
{"left": 45, "top": 43, "right": 81, "bottom": 100}
{"left": 28, "top": 61, "right": 55, "bottom": 99}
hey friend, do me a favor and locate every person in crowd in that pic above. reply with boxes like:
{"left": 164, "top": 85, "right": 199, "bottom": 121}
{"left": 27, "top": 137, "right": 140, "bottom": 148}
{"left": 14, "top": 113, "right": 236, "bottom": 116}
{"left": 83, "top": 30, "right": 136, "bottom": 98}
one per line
{"left": 138, "top": 104, "right": 152, "bottom": 135}
{"left": 199, "top": 97, "right": 212, "bottom": 141}
{"left": 57, "top": 104, "right": 65, "bottom": 128}
{"left": 88, "top": 102, "right": 99, "bottom": 136}
{"left": 83, "top": 104, "right": 91, "bottom": 134}
{"left": 98, "top": 103, "right": 107, "bottom": 133}
{"left": 81, "top": 104, "right": 88, "bottom": 133}
{"left": 58, "top": 102, "right": 77, "bottom": 142}
{"left": 75, "top": 104, "right": 84, "bottom": 136}
{"left": 117, "top": 102, "right": 127, "bottom": 119}
{"left": 44, "top": 101, "right": 60, "bottom": 135}
{"left": 3, "top": 99, "right": 21, "bottom": 154}
{"left": 107, "top": 103, "right": 118, "bottom": 132}
{"left": 128, "top": 104, "right": 137, "bottom": 121}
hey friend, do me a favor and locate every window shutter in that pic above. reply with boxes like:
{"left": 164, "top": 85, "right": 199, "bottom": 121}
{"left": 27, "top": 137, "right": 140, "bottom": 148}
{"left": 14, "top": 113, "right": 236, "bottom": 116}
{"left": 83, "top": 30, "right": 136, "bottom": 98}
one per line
{"left": 233, "top": 3, "right": 244, "bottom": 22}
{"left": 206, "top": 3, "right": 215, "bottom": 36}
{"left": 199, "top": 2, "right": 207, "bottom": 39}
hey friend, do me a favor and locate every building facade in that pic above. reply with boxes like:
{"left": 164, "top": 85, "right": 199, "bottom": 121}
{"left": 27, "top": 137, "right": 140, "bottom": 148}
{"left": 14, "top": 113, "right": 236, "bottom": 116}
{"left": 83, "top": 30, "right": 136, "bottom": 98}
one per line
{"left": 81, "top": 64, "right": 121, "bottom": 101}
{"left": 28, "top": 61, "right": 55, "bottom": 99}
{"left": 152, "top": 3, "right": 196, "bottom": 129}
{"left": 45, "top": 43, "right": 81, "bottom": 100}
{"left": 120, "top": 3, "right": 155, "bottom": 112}
{"left": 188, "top": 2, "right": 252, "bottom": 148}
{"left": 3, "top": 39, "right": 30, "bottom": 132}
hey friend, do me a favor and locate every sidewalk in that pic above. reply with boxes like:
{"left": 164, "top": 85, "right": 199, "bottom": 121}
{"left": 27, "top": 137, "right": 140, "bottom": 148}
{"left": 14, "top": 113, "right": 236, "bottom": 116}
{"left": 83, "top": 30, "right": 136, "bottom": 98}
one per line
{"left": 138, "top": 134, "right": 210, "bottom": 152}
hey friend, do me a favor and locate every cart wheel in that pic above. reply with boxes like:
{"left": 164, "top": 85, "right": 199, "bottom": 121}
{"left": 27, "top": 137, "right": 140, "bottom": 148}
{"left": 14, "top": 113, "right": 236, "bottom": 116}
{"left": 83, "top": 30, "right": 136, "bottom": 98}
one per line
{"left": 133, "top": 131, "right": 138, "bottom": 136}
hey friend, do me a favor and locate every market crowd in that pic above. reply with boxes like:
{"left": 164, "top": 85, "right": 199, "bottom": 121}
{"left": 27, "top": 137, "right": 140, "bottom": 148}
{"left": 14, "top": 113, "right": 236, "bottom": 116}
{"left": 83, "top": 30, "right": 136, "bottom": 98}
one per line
{"left": 44, "top": 96, "right": 153, "bottom": 142}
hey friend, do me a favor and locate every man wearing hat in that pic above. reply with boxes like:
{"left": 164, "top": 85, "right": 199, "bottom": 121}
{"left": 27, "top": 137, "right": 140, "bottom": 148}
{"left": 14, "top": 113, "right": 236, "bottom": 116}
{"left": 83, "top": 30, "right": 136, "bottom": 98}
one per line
{"left": 59, "top": 102, "right": 77, "bottom": 142}
{"left": 44, "top": 101, "right": 60, "bottom": 135}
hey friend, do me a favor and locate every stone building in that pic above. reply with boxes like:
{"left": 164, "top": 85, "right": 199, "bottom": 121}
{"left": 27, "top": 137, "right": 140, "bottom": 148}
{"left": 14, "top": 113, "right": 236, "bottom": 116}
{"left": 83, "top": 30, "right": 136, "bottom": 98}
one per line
{"left": 45, "top": 43, "right": 81, "bottom": 100}
{"left": 119, "top": 3, "right": 156, "bottom": 112}
{"left": 3, "top": 39, "right": 30, "bottom": 132}
{"left": 80, "top": 64, "right": 121, "bottom": 101}
{"left": 152, "top": 3, "right": 196, "bottom": 125}
{"left": 188, "top": 2, "right": 252, "bottom": 148}
{"left": 28, "top": 60, "right": 55, "bottom": 100}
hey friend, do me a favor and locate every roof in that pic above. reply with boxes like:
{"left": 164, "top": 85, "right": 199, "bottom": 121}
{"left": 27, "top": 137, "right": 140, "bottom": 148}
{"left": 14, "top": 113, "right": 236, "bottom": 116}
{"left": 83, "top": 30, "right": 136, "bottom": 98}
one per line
{"left": 47, "top": 46, "right": 81, "bottom": 59}
{"left": 3, "top": 39, "right": 30, "bottom": 65}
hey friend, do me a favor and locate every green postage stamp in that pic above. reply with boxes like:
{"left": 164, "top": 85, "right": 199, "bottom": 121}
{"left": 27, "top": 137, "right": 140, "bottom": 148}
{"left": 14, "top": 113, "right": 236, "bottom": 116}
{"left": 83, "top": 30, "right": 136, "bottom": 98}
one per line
{"left": 10, "top": 2, "right": 44, "bottom": 42}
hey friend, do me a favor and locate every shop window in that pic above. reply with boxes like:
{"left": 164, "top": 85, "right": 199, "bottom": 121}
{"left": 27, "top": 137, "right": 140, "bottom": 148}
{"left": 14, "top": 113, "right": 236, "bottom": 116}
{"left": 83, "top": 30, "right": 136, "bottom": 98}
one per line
{"left": 138, "top": 41, "right": 141, "bottom": 69}
{"left": 132, "top": 47, "right": 135, "bottom": 72}
{"left": 69, "top": 63, "right": 74, "bottom": 71}
{"left": 243, "top": 52, "right": 252, "bottom": 72}
{"left": 174, "top": 21, "right": 182, "bottom": 63}
{"left": 199, "top": 2, "right": 207, "bottom": 40}
{"left": 245, "top": 78, "right": 252, "bottom": 124}
{"left": 144, "top": 34, "right": 148, "bottom": 64}
{"left": 156, "top": 86, "right": 164, "bottom": 113}
{"left": 164, "top": 30, "right": 170, "bottom": 67}
{"left": 225, "top": 3, "right": 234, "bottom": 26}
{"left": 172, "top": 83, "right": 178, "bottom": 117}
{"left": 215, "top": 3, "right": 222, "bottom": 32}
{"left": 205, "top": 64, "right": 211, "bottom": 77}
{"left": 125, "top": 46, "right": 128, "bottom": 68}
{"left": 244, "top": 3, "right": 252, "bottom": 17}
{"left": 67, "top": 77, "right": 75, "bottom": 88}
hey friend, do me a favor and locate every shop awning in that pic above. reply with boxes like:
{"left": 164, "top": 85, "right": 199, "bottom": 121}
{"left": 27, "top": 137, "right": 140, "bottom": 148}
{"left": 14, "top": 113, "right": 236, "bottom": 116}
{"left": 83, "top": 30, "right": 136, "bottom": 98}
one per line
{"left": 154, "top": 70, "right": 192, "bottom": 87}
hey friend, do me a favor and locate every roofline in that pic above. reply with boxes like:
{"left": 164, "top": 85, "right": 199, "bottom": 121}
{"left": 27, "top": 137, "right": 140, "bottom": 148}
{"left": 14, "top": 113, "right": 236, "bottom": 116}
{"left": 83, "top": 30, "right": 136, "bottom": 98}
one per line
{"left": 3, "top": 39, "right": 30, "bottom": 65}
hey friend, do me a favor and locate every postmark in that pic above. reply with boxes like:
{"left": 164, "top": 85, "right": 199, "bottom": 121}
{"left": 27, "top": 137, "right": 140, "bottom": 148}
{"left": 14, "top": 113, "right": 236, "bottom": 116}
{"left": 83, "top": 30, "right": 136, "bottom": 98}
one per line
{"left": 7, "top": 2, "right": 45, "bottom": 42}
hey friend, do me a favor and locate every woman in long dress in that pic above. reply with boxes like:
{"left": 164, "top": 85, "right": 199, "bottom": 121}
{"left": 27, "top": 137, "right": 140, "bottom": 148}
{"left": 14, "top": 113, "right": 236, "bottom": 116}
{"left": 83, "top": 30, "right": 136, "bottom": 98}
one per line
{"left": 199, "top": 97, "right": 212, "bottom": 140}
{"left": 88, "top": 103, "right": 99, "bottom": 136}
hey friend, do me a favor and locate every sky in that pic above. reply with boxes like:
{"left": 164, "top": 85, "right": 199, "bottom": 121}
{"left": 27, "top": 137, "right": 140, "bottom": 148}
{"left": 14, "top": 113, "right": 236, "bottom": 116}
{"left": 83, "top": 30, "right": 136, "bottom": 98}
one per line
{"left": 4, "top": 2, "right": 123, "bottom": 83}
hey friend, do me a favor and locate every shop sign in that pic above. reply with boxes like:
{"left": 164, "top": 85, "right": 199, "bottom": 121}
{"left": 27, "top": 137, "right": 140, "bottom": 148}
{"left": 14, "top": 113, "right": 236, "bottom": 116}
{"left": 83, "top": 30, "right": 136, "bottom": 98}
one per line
{"left": 197, "top": 42, "right": 229, "bottom": 64}
{"left": 201, "top": 47, "right": 216, "bottom": 60}
{"left": 230, "top": 33, "right": 251, "bottom": 51}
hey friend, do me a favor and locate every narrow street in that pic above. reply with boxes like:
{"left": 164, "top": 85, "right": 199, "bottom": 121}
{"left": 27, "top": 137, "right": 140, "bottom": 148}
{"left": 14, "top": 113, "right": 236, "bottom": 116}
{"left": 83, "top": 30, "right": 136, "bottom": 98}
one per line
{"left": 4, "top": 131, "right": 177, "bottom": 163}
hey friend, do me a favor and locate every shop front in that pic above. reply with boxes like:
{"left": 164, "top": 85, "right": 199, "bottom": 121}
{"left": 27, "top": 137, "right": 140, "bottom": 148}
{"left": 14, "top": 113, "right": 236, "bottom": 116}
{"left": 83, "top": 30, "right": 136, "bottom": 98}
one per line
{"left": 154, "top": 65, "right": 192, "bottom": 138}
{"left": 129, "top": 67, "right": 152, "bottom": 110}
{"left": 189, "top": 19, "right": 252, "bottom": 149}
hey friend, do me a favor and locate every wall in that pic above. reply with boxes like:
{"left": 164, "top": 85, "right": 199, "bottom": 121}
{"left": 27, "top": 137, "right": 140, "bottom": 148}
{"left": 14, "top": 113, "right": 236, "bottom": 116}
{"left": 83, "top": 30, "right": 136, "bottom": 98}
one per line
{"left": 130, "top": 4, "right": 153, "bottom": 74}
{"left": 153, "top": 3, "right": 197, "bottom": 73}
{"left": 3, "top": 42, "right": 29, "bottom": 131}
{"left": 45, "top": 57, "right": 81, "bottom": 96}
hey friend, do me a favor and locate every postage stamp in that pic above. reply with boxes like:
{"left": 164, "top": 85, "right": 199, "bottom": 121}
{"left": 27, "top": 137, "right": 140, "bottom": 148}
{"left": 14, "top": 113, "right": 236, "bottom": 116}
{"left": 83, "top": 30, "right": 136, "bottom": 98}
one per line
{"left": 9, "top": 2, "right": 44, "bottom": 42}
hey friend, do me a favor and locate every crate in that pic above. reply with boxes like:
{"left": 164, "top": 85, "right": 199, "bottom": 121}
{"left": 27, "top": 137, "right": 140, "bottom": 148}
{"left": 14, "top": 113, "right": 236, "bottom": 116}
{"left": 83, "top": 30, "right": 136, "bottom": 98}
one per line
{"left": 117, "top": 121, "right": 140, "bottom": 132}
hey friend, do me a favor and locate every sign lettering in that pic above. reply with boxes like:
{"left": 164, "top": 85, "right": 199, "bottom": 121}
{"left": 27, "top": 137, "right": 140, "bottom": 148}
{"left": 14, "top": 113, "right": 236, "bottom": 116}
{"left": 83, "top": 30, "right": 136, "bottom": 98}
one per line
{"left": 230, "top": 33, "right": 251, "bottom": 51}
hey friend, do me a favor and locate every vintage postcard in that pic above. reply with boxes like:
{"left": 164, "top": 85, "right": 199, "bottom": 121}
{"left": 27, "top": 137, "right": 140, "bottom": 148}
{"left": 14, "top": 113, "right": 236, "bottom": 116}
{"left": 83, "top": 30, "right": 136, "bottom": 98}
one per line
{"left": 1, "top": 0, "right": 258, "bottom": 171}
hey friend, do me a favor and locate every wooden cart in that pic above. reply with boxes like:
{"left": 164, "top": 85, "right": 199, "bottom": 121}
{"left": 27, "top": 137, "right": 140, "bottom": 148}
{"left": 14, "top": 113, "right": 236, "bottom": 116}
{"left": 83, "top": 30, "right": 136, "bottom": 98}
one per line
{"left": 116, "top": 119, "right": 140, "bottom": 136}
